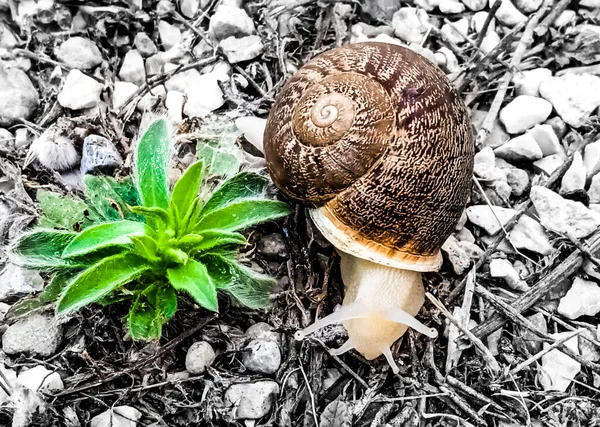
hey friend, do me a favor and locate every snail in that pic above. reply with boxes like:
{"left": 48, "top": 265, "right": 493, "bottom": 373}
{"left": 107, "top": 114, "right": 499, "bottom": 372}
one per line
{"left": 263, "top": 42, "right": 474, "bottom": 373}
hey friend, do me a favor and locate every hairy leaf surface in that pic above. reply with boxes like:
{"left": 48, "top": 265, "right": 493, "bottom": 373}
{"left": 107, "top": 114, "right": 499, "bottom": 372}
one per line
{"left": 62, "top": 221, "right": 150, "bottom": 258}
{"left": 167, "top": 259, "right": 218, "bottom": 311}
{"left": 136, "top": 119, "right": 170, "bottom": 210}
{"left": 197, "top": 200, "right": 290, "bottom": 232}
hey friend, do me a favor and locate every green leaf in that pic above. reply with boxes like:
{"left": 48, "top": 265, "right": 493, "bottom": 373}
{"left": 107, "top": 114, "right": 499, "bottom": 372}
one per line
{"left": 128, "top": 291, "right": 163, "bottom": 341}
{"left": 167, "top": 259, "right": 218, "bottom": 311}
{"left": 40, "top": 272, "right": 71, "bottom": 304}
{"left": 37, "top": 190, "right": 90, "bottom": 230}
{"left": 7, "top": 272, "right": 75, "bottom": 320}
{"left": 62, "top": 220, "right": 151, "bottom": 258}
{"left": 202, "top": 172, "right": 268, "bottom": 215}
{"left": 171, "top": 161, "right": 204, "bottom": 222}
{"left": 197, "top": 200, "right": 290, "bottom": 232}
{"left": 130, "top": 235, "right": 161, "bottom": 262}
{"left": 83, "top": 175, "right": 141, "bottom": 222}
{"left": 136, "top": 119, "right": 170, "bottom": 210}
{"left": 130, "top": 206, "right": 171, "bottom": 227}
{"left": 192, "top": 230, "right": 246, "bottom": 253}
{"left": 56, "top": 252, "right": 150, "bottom": 315}
{"left": 11, "top": 229, "right": 84, "bottom": 270}
{"left": 201, "top": 254, "right": 273, "bottom": 309}
{"left": 155, "top": 285, "right": 178, "bottom": 320}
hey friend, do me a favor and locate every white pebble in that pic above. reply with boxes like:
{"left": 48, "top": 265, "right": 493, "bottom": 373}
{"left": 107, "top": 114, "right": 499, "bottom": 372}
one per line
{"left": 158, "top": 20, "right": 182, "bottom": 50}
{"left": 224, "top": 381, "right": 279, "bottom": 420}
{"left": 58, "top": 69, "right": 103, "bottom": 110}
{"left": 560, "top": 152, "right": 586, "bottom": 194}
{"left": 134, "top": 32, "right": 157, "bottom": 57}
{"left": 209, "top": 5, "right": 255, "bottom": 41}
{"left": 441, "top": 18, "right": 469, "bottom": 45}
{"left": 588, "top": 174, "right": 600, "bottom": 203}
{"left": 539, "top": 332, "right": 580, "bottom": 392}
{"left": 112, "top": 81, "right": 138, "bottom": 110}
{"left": 512, "top": 68, "right": 552, "bottom": 97}
{"left": 118, "top": 50, "right": 146, "bottom": 86}
{"left": 494, "top": 134, "right": 543, "bottom": 162}
{"left": 55, "top": 37, "right": 102, "bottom": 70}
{"left": 185, "top": 341, "right": 216, "bottom": 374}
{"left": 558, "top": 277, "right": 600, "bottom": 319}
{"left": 439, "top": 0, "right": 466, "bottom": 13}
{"left": 471, "top": 12, "right": 495, "bottom": 34}
{"left": 183, "top": 73, "right": 225, "bottom": 117}
{"left": 499, "top": 95, "right": 553, "bottom": 134}
{"left": 539, "top": 74, "right": 600, "bottom": 128}
{"left": 489, "top": 258, "right": 528, "bottom": 291}
{"left": 242, "top": 339, "right": 281, "bottom": 374}
{"left": 235, "top": 116, "right": 267, "bottom": 153}
{"left": 533, "top": 153, "right": 566, "bottom": 176}
{"left": 165, "top": 90, "right": 185, "bottom": 122}
{"left": 392, "top": 7, "right": 430, "bottom": 44}
{"left": 489, "top": 0, "right": 527, "bottom": 27}
{"left": 17, "top": 365, "right": 64, "bottom": 393}
{"left": 509, "top": 215, "right": 552, "bottom": 255}
{"left": 480, "top": 31, "right": 500, "bottom": 55}
{"left": 583, "top": 141, "right": 600, "bottom": 179}
{"left": 527, "top": 124, "right": 560, "bottom": 156}
{"left": 461, "top": 0, "right": 487, "bottom": 10}
{"left": 474, "top": 147, "right": 496, "bottom": 180}
{"left": 553, "top": 10, "right": 576, "bottom": 28}
{"left": 466, "top": 205, "right": 517, "bottom": 235}
{"left": 219, "top": 35, "right": 264, "bottom": 64}
{"left": 441, "top": 235, "right": 471, "bottom": 275}
{"left": 530, "top": 186, "right": 600, "bottom": 239}
{"left": 91, "top": 406, "right": 142, "bottom": 427}
{"left": 514, "top": 0, "right": 543, "bottom": 13}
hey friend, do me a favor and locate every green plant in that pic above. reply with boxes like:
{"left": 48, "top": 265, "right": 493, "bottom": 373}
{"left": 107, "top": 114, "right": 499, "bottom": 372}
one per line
{"left": 10, "top": 119, "right": 290, "bottom": 340}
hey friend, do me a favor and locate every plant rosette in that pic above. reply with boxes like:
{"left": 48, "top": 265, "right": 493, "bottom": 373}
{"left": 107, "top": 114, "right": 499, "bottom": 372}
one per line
{"left": 9, "top": 118, "right": 290, "bottom": 340}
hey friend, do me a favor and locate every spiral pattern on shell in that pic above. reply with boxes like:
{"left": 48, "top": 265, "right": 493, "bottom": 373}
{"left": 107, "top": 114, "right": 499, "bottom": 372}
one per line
{"left": 264, "top": 42, "right": 474, "bottom": 266}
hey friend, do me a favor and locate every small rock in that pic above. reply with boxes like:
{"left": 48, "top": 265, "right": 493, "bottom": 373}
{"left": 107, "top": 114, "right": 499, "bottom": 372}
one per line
{"left": 439, "top": 0, "right": 465, "bottom": 13}
{"left": 489, "top": 258, "right": 528, "bottom": 291}
{"left": 560, "top": 152, "right": 586, "bottom": 194}
{"left": 414, "top": 0, "right": 440, "bottom": 11}
{"left": 242, "top": 339, "right": 281, "bottom": 375}
{"left": 455, "top": 227, "right": 475, "bottom": 243}
{"left": 531, "top": 186, "right": 600, "bottom": 238}
{"left": 489, "top": 0, "right": 527, "bottom": 27}
{"left": 118, "top": 50, "right": 145, "bottom": 86}
{"left": 471, "top": 110, "right": 511, "bottom": 149}
{"left": 0, "top": 264, "right": 44, "bottom": 301}
{"left": 235, "top": 116, "right": 266, "bottom": 152}
{"left": 183, "top": 74, "right": 225, "bottom": 117}
{"left": 219, "top": 35, "right": 263, "bottom": 64}
{"left": 80, "top": 134, "right": 123, "bottom": 175}
{"left": 112, "top": 81, "right": 138, "bottom": 110}
{"left": 474, "top": 147, "right": 496, "bottom": 180}
{"left": 588, "top": 174, "right": 600, "bottom": 203}
{"left": 539, "top": 74, "right": 600, "bottom": 128}
{"left": 471, "top": 12, "right": 495, "bottom": 34}
{"left": 461, "top": 0, "right": 487, "bottom": 10}
{"left": 544, "top": 116, "right": 567, "bottom": 139}
{"left": 558, "top": 277, "right": 600, "bottom": 319}
{"left": 391, "top": 7, "right": 430, "bottom": 44}
{"left": 481, "top": 234, "right": 515, "bottom": 254}
{"left": 494, "top": 134, "right": 543, "bottom": 162}
{"left": 527, "top": 124, "right": 560, "bottom": 156}
{"left": 440, "top": 18, "right": 469, "bottom": 45}
{"left": 480, "top": 31, "right": 501, "bottom": 55}
{"left": 158, "top": 20, "right": 182, "bottom": 50}
{"left": 487, "top": 328, "right": 503, "bottom": 356}
{"left": 513, "top": 0, "right": 543, "bottom": 13}
{"left": 579, "top": 329, "right": 600, "bottom": 363}
{"left": 180, "top": 0, "right": 200, "bottom": 17}
{"left": 441, "top": 235, "right": 471, "bottom": 275}
{"left": 0, "top": 64, "right": 40, "bottom": 126}
{"left": 17, "top": 365, "right": 64, "bottom": 393}
{"left": 533, "top": 153, "right": 566, "bottom": 176}
{"left": 512, "top": 68, "right": 553, "bottom": 97}
{"left": 257, "top": 233, "right": 287, "bottom": 260}
{"left": 539, "top": 332, "right": 580, "bottom": 392}
{"left": 583, "top": 141, "right": 600, "bottom": 179}
{"left": 209, "top": 5, "right": 255, "bottom": 41}
{"left": 246, "top": 322, "right": 281, "bottom": 344}
{"left": 553, "top": 10, "right": 576, "bottom": 28}
{"left": 514, "top": 312, "right": 547, "bottom": 354}
{"left": 224, "top": 381, "right": 279, "bottom": 420}
{"left": 460, "top": 240, "right": 484, "bottom": 261}
{"left": 145, "top": 53, "right": 166, "bottom": 76}
{"left": 361, "top": 0, "right": 402, "bottom": 20}
{"left": 584, "top": 259, "right": 600, "bottom": 281}
{"left": 55, "top": 37, "right": 102, "bottom": 70}
{"left": 351, "top": 23, "right": 394, "bottom": 39}
{"left": 166, "top": 371, "right": 190, "bottom": 382}
{"left": 466, "top": 205, "right": 517, "bottom": 235}
{"left": 499, "top": 96, "right": 553, "bottom": 134}
{"left": 134, "top": 32, "right": 157, "bottom": 57}
{"left": 58, "top": 69, "right": 103, "bottom": 110}
{"left": 165, "top": 90, "right": 185, "bottom": 122}
{"left": 496, "top": 160, "right": 529, "bottom": 196}
{"left": 434, "top": 47, "right": 460, "bottom": 74}
{"left": 2, "top": 314, "right": 63, "bottom": 357}
{"left": 0, "top": 128, "right": 14, "bottom": 153}
{"left": 185, "top": 341, "right": 216, "bottom": 374}
{"left": 90, "top": 406, "right": 142, "bottom": 427}
{"left": 509, "top": 215, "right": 552, "bottom": 255}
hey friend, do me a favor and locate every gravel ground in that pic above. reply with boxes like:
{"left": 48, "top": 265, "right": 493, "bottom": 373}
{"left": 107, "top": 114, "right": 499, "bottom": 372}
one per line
{"left": 1, "top": 0, "right": 600, "bottom": 426}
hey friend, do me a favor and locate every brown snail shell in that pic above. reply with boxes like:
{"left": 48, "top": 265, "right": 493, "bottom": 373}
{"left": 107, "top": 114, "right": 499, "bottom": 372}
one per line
{"left": 264, "top": 42, "right": 474, "bottom": 271}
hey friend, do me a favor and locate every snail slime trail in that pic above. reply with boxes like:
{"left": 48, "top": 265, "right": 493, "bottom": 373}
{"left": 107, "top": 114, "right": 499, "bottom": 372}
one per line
{"left": 264, "top": 42, "right": 474, "bottom": 372}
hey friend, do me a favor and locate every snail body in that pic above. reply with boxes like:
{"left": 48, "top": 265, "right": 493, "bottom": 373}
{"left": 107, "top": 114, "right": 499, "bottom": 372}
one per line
{"left": 264, "top": 42, "right": 474, "bottom": 373}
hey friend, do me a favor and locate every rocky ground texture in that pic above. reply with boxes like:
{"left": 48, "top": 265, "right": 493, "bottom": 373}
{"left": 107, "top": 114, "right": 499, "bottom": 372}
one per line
{"left": 1, "top": 0, "right": 600, "bottom": 426}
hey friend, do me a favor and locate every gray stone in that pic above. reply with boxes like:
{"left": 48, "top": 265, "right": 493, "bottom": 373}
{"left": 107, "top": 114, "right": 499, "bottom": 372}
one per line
{"left": 17, "top": 365, "right": 64, "bottom": 393}
{"left": 560, "top": 152, "right": 586, "bottom": 194}
{"left": 514, "top": 312, "right": 547, "bottom": 354}
{"left": 539, "top": 332, "right": 580, "bottom": 392}
{"left": 514, "top": 0, "right": 543, "bottom": 13}
{"left": 185, "top": 341, "right": 216, "bottom": 374}
{"left": 224, "top": 381, "right": 279, "bottom": 420}
{"left": 489, "top": 0, "right": 527, "bottom": 27}
{"left": 588, "top": 174, "right": 600, "bottom": 203}
{"left": 392, "top": 7, "right": 430, "bottom": 44}
{"left": 0, "top": 64, "right": 39, "bottom": 126}
{"left": 512, "top": 68, "right": 552, "bottom": 97}
{"left": 466, "top": 205, "right": 517, "bottom": 235}
{"left": 182, "top": 73, "right": 224, "bottom": 117}
{"left": 219, "top": 35, "right": 263, "bottom": 64}
{"left": 58, "top": 69, "right": 103, "bottom": 110}
{"left": 441, "top": 235, "right": 471, "bottom": 275}
{"left": 118, "top": 50, "right": 146, "bottom": 86}
{"left": 439, "top": 0, "right": 466, "bottom": 12}
{"left": 2, "top": 314, "right": 63, "bottom": 357}
{"left": 502, "top": 165, "right": 529, "bottom": 196}
{"left": 489, "top": 258, "right": 528, "bottom": 291}
{"left": 209, "top": 5, "right": 255, "bottom": 41}
{"left": 499, "top": 96, "right": 553, "bottom": 134}
{"left": 558, "top": 277, "right": 600, "bottom": 319}
{"left": 134, "top": 32, "right": 157, "bottom": 57}
{"left": 583, "top": 141, "right": 600, "bottom": 180}
{"left": 0, "top": 264, "right": 44, "bottom": 302}
{"left": 461, "top": 0, "right": 487, "bottom": 10}
{"left": 55, "top": 37, "right": 102, "bottom": 70}
{"left": 440, "top": 18, "right": 469, "bottom": 45}
{"left": 257, "top": 233, "right": 287, "bottom": 260}
{"left": 90, "top": 406, "right": 142, "bottom": 427}
{"left": 242, "top": 339, "right": 281, "bottom": 374}
{"left": 509, "top": 215, "right": 552, "bottom": 255}
{"left": 530, "top": 186, "right": 600, "bottom": 239}
{"left": 539, "top": 74, "right": 600, "bottom": 128}
{"left": 113, "top": 81, "right": 138, "bottom": 110}
{"left": 0, "top": 128, "right": 14, "bottom": 153}
{"left": 180, "top": 0, "right": 201, "bottom": 17}
{"left": 527, "top": 124, "right": 560, "bottom": 156}
{"left": 361, "top": 0, "right": 401, "bottom": 20}
{"left": 579, "top": 329, "right": 600, "bottom": 363}
{"left": 246, "top": 322, "right": 281, "bottom": 344}
{"left": 158, "top": 20, "right": 182, "bottom": 50}
{"left": 80, "top": 135, "right": 123, "bottom": 175}
{"left": 533, "top": 153, "right": 565, "bottom": 176}
{"left": 495, "top": 134, "right": 543, "bottom": 162}
{"left": 474, "top": 147, "right": 496, "bottom": 180}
